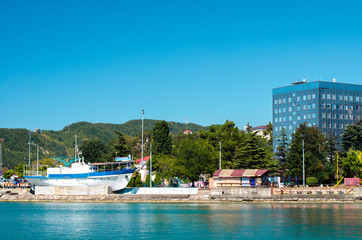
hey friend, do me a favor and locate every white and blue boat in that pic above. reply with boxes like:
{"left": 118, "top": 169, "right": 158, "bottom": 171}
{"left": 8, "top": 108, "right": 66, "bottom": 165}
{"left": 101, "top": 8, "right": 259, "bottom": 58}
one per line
{"left": 24, "top": 157, "right": 135, "bottom": 191}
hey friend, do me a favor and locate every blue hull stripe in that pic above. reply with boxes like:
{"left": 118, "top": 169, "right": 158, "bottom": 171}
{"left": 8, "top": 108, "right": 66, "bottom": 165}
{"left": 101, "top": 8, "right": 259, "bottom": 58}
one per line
{"left": 25, "top": 168, "right": 135, "bottom": 179}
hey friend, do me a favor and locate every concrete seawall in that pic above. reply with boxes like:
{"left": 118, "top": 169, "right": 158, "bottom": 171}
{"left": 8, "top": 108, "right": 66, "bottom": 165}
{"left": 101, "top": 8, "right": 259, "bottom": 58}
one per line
{"left": 1, "top": 187, "right": 362, "bottom": 203}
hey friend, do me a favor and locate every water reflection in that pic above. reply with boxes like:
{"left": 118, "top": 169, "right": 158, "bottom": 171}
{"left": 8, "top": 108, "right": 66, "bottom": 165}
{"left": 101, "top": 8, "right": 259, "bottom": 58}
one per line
{"left": 0, "top": 202, "right": 361, "bottom": 239}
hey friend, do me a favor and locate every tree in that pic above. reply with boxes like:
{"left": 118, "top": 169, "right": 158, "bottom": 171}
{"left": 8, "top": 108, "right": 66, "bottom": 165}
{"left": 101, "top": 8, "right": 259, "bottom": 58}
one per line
{"left": 199, "top": 120, "right": 244, "bottom": 168}
{"left": 175, "top": 137, "right": 218, "bottom": 187}
{"left": 275, "top": 128, "right": 289, "bottom": 171}
{"left": 15, "top": 163, "right": 24, "bottom": 178}
{"left": 286, "top": 123, "right": 329, "bottom": 183}
{"left": 150, "top": 154, "right": 179, "bottom": 180}
{"left": 111, "top": 131, "right": 131, "bottom": 158}
{"left": 80, "top": 138, "right": 107, "bottom": 162}
{"left": 341, "top": 120, "right": 362, "bottom": 152}
{"left": 233, "top": 133, "right": 277, "bottom": 171}
{"left": 342, "top": 150, "right": 362, "bottom": 178}
{"left": 153, "top": 121, "right": 172, "bottom": 155}
{"left": 3, "top": 170, "right": 14, "bottom": 179}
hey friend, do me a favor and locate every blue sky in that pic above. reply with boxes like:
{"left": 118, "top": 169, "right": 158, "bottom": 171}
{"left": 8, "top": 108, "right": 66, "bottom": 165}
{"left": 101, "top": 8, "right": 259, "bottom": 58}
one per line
{"left": 1, "top": 0, "right": 362, "bottom": 131}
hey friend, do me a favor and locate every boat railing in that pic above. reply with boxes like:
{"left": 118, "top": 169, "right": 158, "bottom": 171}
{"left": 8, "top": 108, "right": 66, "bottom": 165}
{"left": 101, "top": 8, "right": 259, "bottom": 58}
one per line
{"left": 23, "top": 165, "right": 50, "bottom": 177}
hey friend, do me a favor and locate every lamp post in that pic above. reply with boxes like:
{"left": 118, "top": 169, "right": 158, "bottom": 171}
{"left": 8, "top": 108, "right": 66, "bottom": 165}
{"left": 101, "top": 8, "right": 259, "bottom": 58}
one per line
{"left": 0, "top": 138, "right": 4, "bottom": 172}
{"left": 141, "top": 108, "right": 144, "bottom": 165}
{"left": 28, "top": 132, "right": 32, "bottom": 166}
{"left": 150, "top": 143, "right": 152, "bottom": 188}
{"left": 219, "top": 141, "right": 222, "bottom": 170}
{"left": 31, "top": 142, "right": 39, "bottom": 176}
{"left": 302, "top": 138, "right": 305, "bottom": 187}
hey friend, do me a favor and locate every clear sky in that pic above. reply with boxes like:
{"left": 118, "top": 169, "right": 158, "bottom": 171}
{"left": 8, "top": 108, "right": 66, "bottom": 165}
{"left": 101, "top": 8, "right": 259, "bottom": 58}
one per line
{"left": 1, "top": 0, "right": 362, "bottom": 131}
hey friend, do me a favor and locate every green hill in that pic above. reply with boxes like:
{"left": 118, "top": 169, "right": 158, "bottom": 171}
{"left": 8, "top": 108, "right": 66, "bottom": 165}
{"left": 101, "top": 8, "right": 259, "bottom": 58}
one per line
{"left": 0, "top": 120, "right": 207, "bottom": 168}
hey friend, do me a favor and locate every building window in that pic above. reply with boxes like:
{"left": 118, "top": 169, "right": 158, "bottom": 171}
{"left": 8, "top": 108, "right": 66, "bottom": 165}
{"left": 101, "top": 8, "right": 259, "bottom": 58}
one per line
{"left": 289, "top": 125, "right": 292, "bottom": 130}
{"left": 312, "top": 94, "right": 316, "bottom": 99}
{"left": 293, "top": 93, "right": 296, "bottom": 97}
{"left": 327, "top": 113, "right": 331, "bottom": 118}
{"left": 322, "top": 113, "right": 326, "bottom": 118}
{"left": 283, "top": 108, "right": 287, "bottom": 112}
{"left": 327, "top": 123, "right": 331, "bottom": 128}
{"left": 283, "top": 117, "right": 287, "bottom": 122}
{"left": 344, "top": 96, "right": 348, "bottom": 101}
{"left": 293, "top": 121, "right": 296, "bottom": 125}
{"left": 297, "top": 105, "right": 301, "bottom": 111}
{"left": 332, "top": 95, "right": 336, "bottom": 100}
{"left": 308, "top": 95, "right": 311, "bottom": 100}
{"left": 322, "top": 94, "right": 325, "bottom": 99}
{"left": 339, "top": 114, "right": 343, "bottom": 119}
{"left": 332, "top": 123, "right": 336, "bottom": 128}
{"left": 332, "top": 104, "right": 336, "bottom": 109}
{"left": 275, "top": 127, "right": 278, "bottom": 132}
{"left": 322, "top": 123, "right": 326, "bottom": 128}
{"left": 356, "top": 96, "right": 360, "bottom": 102}
{"left": 298, "top": 115, "right": 301, "bottom": 120}
{"left": 293, "top": 111, "right": 296, "bottom": 115}
{"left": 349, "top": 96, "right": 353, "bottom": 101}
{"left": 303, "top": 105, "right": 307, "bottom": 110}
{"left": 303, "top": 95, "right": 307, "bottom": 100}
{"left": 340, "top": 124, "right": 344, "bottom": 129}
{"left": 345, "top": 114, "right": 348, "bottom": 119}
{"left": 279, "top": 108, "right": 282, "bottom": 113}
{"left": 312, "top": 103, "right": 316, "bottom": 109}
{"left": 308, "top": 104, "right": 311, "bottom": 109}
{"left": 289, "top": 107, "right": 292, "bottom": 112}
{"left": 288, "top": 97, "right": 292, "bottom": 103}
{"left": 308, "top": 114, "right": 311, "bottom": 119}
{"left": 289, "top": 116, "right": 292, "bottom": 121}
{"left": 275, "top": 118, "right": 278, "bottom": 123}
{"left": 283, "top": 98, "right": 287, "bottom": 103}
{"left": 274, "top": 100, "right": 278, "bottom": 105}
{"left": 327, "top": 94, "right": 331, "bottom": 99}
{"left": 275, "top": 109, "right": 278, "bottom": 114}
{"left": 297, "top": 96, "right": 301, "bottom": 101}
{"left": 312, "top": 113, "right": 316, "bottom": 118}
{"left": 279, "top": 117, "right": 282, "bottom": 122}
{"left": 339, "top": 95, "right": 343, "bottom": 100}
{"left": 279, "top": 99, "right": 282, "bottom": 104}
{"left": 303, "top": 114, "right": 307, "bottom": 119}
{"left": 322, "top": 104, "right": 326, "bottom": 109}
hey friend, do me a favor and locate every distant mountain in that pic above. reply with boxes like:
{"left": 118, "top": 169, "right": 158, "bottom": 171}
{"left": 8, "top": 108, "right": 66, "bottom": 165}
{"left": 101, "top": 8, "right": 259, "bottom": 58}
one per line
{"left": 0, "top": 120, "right": 207, "bottom": 168}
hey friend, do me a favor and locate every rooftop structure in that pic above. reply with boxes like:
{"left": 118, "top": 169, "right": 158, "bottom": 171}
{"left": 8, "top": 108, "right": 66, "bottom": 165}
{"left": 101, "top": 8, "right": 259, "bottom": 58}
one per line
{"left": 272, "top": 80, "right": 362, "bottom": 151}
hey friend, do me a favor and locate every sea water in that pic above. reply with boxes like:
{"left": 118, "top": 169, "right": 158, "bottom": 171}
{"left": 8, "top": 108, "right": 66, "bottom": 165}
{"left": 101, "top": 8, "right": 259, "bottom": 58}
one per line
{"left": 0, "top": 202, "right": 361, "bottom": 239}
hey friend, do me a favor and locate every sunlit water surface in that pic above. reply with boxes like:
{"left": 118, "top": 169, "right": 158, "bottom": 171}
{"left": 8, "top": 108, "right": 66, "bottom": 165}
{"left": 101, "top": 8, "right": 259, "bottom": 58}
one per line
{"left": 0, "top": 202, "right": 361, "bottom": 239}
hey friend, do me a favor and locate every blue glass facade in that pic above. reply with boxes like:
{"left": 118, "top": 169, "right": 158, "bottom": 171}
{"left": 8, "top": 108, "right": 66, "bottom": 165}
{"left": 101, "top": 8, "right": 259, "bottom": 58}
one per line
{"left": 272, "top": 81, "right": 362, "bottom": 151}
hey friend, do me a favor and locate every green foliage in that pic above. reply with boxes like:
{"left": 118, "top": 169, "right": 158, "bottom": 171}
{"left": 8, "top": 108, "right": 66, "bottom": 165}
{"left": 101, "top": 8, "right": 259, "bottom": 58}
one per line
{"left": 154, "top": 171, "right": 162, "bottom": 185}
{"left": 153, "top": 121, "right": 172, "bottom": 155}
{"left": 306, "top": 177, "right": 318, "bottom": 186}
{"left": 111, "top": 131, "right": 131, "bottom": 159}
{"left": 145, "top": 171, "right": 151, "bottom": 186}
{"left": 80, "top": 138, "right": 108, "bottom": 163}
{"left": 341, "top": 120, "right": 362, "bottom": 152}
{"left": 151, "top": 154, "right": 179, "bottom": 180}
{"left": 233, "top": 133, "right": 276, "bottom": 170}
{"left": 342, "top": 150, "right": 362, "bottom": 178}
{"left": 14, "top": 163, "right": 24, "bottom": 178}
{"left": 175, "top": 137, "right": 218, "bottom": 186}
{"left": 3, "top": 170, "right": 14, "bottom": 179}
{"left": 0, "top": 120, "right": 207, "bottom": 167}
{"left": 199, "top": 120, "right": 243, "bottom": 169}
{"left": 286, "top": 123, "right": 329, "bottom": 183}
{"left": 275, "top": 128, "right": 289, "bottom": 170}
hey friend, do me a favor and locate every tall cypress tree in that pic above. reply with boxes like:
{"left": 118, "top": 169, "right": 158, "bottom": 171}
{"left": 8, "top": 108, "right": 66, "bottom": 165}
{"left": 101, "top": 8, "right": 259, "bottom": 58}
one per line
{"left": 153, "top": 121, "right": 172, "bottom": 155}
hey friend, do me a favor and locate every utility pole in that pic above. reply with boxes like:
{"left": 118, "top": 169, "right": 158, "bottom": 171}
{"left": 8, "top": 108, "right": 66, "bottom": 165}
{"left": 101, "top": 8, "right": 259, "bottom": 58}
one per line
{"left": 302, "top": 138, "right": 305, "bottom": 187}
{"left": 141, "top": 108, "right": 144, "bottom": 165}
{"left": 0, "top": 138, "right": 4, "bottom": 172}
{"left": 219, "top": 141, "right": 222, "bottom": 169}
{"left": 28, "top": 132, "right": 32, "bottom": 166}
{"left": 150, "top": 143, "right": 152, "bottom": 188}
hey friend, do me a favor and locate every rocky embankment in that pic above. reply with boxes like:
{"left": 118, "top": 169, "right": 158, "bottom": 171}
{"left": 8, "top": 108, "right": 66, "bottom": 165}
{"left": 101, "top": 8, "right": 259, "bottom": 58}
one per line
{"left": 1, "top": 188, "right": 361, "bottom": 203}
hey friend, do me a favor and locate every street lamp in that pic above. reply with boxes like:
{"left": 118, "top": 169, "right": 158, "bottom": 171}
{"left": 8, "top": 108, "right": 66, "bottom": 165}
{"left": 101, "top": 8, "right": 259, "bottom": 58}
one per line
{"left": 31, "top": 142, "right": 39, "bottom": 176}
{"left": 219, "top": 141, "right": 222, "bottom": 170}
{"left": 28, "top": 132, "right": 32, "bottom": 166}
{"left": 302, "top": 138, "right": 305, "bottom": 187}
{"left": 141, "top": 108, "right": 144, "bottom": 165}
{"left": 0, "top": 138, "right": 4, "bottom": 171}
{"left": 150, "top": 143, "right": 152, "bottom": 188}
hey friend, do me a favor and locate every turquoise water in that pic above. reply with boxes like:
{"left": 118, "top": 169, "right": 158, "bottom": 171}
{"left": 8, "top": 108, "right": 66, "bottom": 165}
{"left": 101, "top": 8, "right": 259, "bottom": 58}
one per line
{"left": 0, "top": 202, "right": 361, "bottom": 239}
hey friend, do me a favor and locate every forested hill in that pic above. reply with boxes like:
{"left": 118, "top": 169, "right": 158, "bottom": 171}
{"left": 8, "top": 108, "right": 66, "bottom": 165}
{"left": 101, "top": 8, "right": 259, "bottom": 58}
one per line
{"left": 0, "top": 119, "right": 207, "bottom": 168}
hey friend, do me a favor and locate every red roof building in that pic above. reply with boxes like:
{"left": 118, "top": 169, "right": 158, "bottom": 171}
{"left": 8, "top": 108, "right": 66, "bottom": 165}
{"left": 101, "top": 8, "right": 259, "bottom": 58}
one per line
{"left": 211, "top": 169, "right": 269, "bottom": 188}
{"left": 184, "top": 130, "right": 193, "bottom": 134}
{"left": 135, "top": 156, "right": 150, "bottom": 164}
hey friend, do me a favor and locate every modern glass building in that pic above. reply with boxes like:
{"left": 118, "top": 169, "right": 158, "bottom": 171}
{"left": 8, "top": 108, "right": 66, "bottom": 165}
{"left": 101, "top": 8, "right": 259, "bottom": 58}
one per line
{"left": 272, "top": 80, "right": 362, "bottom": 152}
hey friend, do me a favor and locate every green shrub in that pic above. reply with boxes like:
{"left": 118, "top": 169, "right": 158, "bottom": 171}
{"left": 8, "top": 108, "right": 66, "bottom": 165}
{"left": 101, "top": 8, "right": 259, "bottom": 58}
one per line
{"left": 306, "top": 177, "right": 318, "bottom": 186}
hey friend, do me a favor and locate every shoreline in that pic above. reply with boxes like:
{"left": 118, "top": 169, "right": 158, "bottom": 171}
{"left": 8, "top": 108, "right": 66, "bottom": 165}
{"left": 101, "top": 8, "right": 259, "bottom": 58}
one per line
{"left": 1, "top": 189, "right": 361, "bottom": 204}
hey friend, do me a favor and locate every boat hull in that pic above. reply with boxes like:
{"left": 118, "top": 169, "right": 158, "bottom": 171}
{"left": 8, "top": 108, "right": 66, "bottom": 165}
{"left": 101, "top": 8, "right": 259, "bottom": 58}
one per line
{"left": 25, "top": 169, "right": 135, "bottom": 191}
